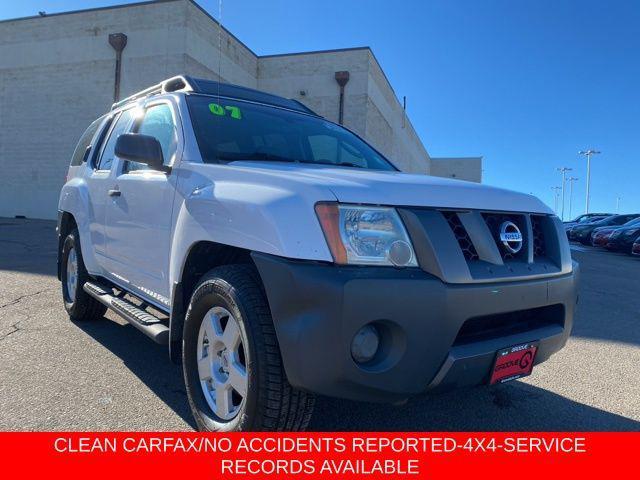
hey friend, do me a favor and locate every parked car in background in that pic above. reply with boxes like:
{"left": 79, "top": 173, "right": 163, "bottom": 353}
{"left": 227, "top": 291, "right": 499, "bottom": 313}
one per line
{"left": 632, "top": 238, "right": 640, "bottom": 256}
{"left": 564, "top": 213, "right": 613, "bottom": 229}
{"left": 564, "top": 215, "right": 608, "bottom": 234}
{"left": 591, "top": 227, "right": 617, "bottom": 247}
{"left": 605, "top": 218, "right": 640, "bottom": 253}
{"left": 568, "top": 214, "right": 640, "bottom": 245}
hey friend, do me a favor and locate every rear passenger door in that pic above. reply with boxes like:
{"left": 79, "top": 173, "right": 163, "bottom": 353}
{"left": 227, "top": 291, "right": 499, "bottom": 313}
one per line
{"left": 103, "top": 101, "right": 180, "bottom": 308}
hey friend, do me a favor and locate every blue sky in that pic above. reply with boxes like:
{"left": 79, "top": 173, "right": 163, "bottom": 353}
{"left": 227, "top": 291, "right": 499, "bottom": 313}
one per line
{"left": 3, "top": 0, "right": 638, "bottom": 217}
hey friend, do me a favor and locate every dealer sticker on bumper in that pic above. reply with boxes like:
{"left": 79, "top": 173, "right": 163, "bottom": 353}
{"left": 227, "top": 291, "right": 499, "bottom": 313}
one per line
{"left": 490, "top": 342, "right": 538, "bottom": 384}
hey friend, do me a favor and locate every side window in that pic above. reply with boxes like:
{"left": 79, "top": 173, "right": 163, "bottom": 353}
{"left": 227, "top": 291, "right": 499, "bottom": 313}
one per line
{"left": 97, "top": 109, "right": 134, "bottom": 171}
{"left": 127, "top": 104, "right": 177, "bottom": 172}
{"left": 70, "top": 116, "right": 105, "bottom": 166}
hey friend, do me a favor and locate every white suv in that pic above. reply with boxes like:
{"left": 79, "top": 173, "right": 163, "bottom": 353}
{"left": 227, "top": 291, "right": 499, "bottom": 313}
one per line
{"left": 57, "top": 76, "right": 578, "bottom": 431}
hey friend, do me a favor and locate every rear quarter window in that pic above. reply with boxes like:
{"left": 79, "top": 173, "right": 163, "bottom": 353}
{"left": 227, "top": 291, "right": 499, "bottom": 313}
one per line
{"left": 70, "top": 116, "right": 107, "bottom": 166}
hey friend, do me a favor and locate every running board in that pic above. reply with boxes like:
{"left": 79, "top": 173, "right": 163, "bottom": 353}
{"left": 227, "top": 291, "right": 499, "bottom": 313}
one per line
{"left": 83, "top": 281, "right": 169, "bottom": 345}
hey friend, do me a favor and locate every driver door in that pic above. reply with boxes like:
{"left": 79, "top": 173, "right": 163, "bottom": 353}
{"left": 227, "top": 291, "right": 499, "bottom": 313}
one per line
{"left": 103, "top": 101, "right": 181, "bottom": 307}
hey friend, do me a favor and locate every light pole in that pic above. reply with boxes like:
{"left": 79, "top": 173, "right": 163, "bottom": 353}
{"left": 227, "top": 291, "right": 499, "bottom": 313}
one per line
{"left": 579, "top": 149, "right": 601, "bottom": 214}
{"left": 616, "top": 196, "right": 621, "bottom": 213}
{"left": 551, "top": 186, "right": 562, "bottom": 213}
{"left": 567, "top": 177, "right": 579, "bottom": 220}
{"left": 557, "top": 167, "right": 573, "bottom": 220}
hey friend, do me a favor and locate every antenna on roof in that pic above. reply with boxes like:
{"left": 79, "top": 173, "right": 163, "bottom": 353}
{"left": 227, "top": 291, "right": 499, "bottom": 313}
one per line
{"left": 218, "top": 0, "right": 223, "bottom": 88}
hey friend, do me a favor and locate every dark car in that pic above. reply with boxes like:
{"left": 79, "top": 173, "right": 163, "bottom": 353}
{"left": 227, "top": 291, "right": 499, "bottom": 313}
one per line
{"left": 569, "top": 214, "right": 640, "bottom": 245}
{"left": 605, "top": 218, "right": 640, "bottom": 253}
{"left": 565, "top": 215, "right": 608, "bottom": 236}
{"left": 591, "top": 226, "right": 617, "bottom": 247}
{"left": 564, "top": 213, "right": 613, "bottom": 229}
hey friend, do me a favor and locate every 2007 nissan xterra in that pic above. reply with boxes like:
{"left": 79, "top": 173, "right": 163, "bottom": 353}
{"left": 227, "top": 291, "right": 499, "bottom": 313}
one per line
{"left": 57, "top": 76, "right": 579, "bottom": 431}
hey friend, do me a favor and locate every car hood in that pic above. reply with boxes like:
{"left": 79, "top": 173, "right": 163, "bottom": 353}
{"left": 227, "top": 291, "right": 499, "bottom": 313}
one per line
{"left": 618, "top": 225, "right": 640, "bottom": 235}
{"left": 227, "top": 162, "right": 553, "bottom": 214}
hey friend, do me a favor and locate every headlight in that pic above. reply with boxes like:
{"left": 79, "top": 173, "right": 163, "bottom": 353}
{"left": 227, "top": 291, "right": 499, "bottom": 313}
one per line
{"left": 315, "top": 203, "right": 417, "bottom": 267}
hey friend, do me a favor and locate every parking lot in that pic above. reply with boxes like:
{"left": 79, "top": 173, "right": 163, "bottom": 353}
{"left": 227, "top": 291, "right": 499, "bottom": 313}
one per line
{"left": 0, "top": 218, "right": 638, "bottom": 431}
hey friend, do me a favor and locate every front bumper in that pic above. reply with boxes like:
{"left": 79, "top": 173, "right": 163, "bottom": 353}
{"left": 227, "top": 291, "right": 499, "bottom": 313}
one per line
{"left": 593, "top": 235, "right": 611, "bottom": 247}
{"left": 570, "top": 229, "right": 591, "bottom": 242}
{"left": 253, "top": 253, "right": 579, "bottom": 403}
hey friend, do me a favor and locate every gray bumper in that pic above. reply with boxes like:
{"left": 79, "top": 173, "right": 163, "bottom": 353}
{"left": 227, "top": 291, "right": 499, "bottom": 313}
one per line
{"left": 253, "top": 252, "right": 579, "bottom": 403}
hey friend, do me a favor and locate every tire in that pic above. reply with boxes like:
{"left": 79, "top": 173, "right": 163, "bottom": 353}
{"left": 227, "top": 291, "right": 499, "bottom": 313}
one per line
{"left": 182, "top": 264, "right": 315, "bottom": 431}
{"left": 61, "top": 229, "right": 107, "bottom": 322}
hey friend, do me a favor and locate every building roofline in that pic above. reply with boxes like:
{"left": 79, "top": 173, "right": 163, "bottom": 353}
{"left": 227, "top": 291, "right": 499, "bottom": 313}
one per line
{"left": 0, "top": 0, "right": 176, "bottom": 24}
{"left": 258, "top": 46, "right": 372, "bottom": 59}
{"left": 0, "top": 0, "right": 258, "bottom": 57}
{"left": 431, "top": 157, "right": 484, "bottom": 160}
{"left": 259, "top": 47, "right": 397, "bottom": 106}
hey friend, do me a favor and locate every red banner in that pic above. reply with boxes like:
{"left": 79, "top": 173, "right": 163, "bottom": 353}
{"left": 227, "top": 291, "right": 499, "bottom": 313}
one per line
{"left": 1, "top": 432, "right": 636, "bottom": 479}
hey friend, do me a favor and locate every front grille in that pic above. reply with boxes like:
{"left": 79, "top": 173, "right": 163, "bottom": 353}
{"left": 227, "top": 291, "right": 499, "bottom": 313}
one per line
{"left": 531, "top": 215, "right": 546, "bottom": 257}
{"left": 442, "top": 211, "right": 479, "bottom": 261}
{"left": 482, "top": 213, "right": 528, "bottom": 261}
{"left": 453, "top": 304, "right": 564, "bottom": 346}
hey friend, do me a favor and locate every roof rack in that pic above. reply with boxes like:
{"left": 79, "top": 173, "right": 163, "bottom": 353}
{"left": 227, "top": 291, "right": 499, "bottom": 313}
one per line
{"left": 111, "top": 74, "right": 319, "bottom": 116}
{"left": 111, "top": 75, "right": 194, "bottom": 110}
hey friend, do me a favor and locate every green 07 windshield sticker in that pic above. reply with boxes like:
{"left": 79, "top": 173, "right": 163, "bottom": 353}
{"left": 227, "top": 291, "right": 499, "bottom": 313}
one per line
{"left": 208, "top": 103, "right": 242, "bottom": 119}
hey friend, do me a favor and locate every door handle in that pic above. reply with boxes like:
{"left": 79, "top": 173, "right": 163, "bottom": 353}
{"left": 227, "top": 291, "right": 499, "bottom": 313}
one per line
{"left": 108, "top": 189, "right": 121, "bottom": 197}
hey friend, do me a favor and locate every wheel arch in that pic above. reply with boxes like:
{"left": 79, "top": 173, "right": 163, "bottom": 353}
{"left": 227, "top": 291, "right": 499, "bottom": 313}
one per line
{"left": 169, "top": 240, "right": 259, "bottom": 363}
{"left": 57, "top": 211, "right": 78, "bottom": 280}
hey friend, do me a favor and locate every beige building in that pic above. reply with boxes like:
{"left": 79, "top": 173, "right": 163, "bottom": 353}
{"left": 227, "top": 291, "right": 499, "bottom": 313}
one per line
{"left": 430, "top": 157, "right": 483, "bottom": 183}
{"left": 0, "top": 0, "right": 481, "bottom": 220}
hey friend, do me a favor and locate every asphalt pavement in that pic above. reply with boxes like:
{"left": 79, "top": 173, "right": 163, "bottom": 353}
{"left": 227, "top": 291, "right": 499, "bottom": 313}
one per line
{"left": 0, "top": 218, "right": 638, "bottom": 431}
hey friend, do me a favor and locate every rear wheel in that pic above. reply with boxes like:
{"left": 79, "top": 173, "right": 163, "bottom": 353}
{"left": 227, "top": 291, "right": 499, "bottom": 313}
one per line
{"left": 61, "top": 229, "right": 107, "bottom": 321}
{"left": 182, "top": 264, "right": 315, "bottom": 431}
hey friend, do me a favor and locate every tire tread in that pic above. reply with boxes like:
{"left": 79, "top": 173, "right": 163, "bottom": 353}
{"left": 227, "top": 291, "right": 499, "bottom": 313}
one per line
{"left": 186, "top": 264, "right": 315, "bottom": 431}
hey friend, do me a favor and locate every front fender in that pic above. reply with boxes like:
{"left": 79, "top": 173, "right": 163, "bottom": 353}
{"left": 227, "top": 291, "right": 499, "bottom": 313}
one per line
{"left": 167, "top": 164, "right": 337, "bottom": 288}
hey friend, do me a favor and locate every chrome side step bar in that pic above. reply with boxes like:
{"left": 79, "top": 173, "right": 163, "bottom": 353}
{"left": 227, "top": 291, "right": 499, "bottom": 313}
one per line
{"left": 83, "top": 281, "right": 169, "bottom": 345}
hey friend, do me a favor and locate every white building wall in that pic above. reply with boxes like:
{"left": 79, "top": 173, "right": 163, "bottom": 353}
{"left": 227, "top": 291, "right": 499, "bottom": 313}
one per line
{"left": 0, "top": 0, "right": 476, "bottom": 220}
{"left": 0, "top": 0, "right": 256, "bottom": 220}
{"left": 257, "top": 49, "right": 370, "bottom": 136}
{"left": 430, "top": 157, "right": 483, "bottom": 183}
{"left": 365, "top": 51, "right": 431, "bottom": 174}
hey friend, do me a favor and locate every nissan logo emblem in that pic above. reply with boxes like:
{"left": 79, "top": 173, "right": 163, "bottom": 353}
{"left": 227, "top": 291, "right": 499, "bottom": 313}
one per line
{"left": 499, "top": 221, "right": 523, "bottom": 254}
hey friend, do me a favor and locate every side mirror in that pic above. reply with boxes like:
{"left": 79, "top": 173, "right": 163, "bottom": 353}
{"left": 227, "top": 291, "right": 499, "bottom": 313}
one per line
{"left": 115, "top": 133, "right": 170, "bottom": 173}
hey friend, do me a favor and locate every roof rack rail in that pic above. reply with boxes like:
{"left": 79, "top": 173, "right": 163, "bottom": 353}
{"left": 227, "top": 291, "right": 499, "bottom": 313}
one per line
{"left": 110, "top": 74, "right": 319, "bottom": 116}
{"left": 111, "top": 75, "right": 194, "bottom": 110}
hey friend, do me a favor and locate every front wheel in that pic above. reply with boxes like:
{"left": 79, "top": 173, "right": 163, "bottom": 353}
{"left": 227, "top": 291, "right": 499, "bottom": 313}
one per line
{"left": 182, "top": 265, "right": 315, "bottom": 431}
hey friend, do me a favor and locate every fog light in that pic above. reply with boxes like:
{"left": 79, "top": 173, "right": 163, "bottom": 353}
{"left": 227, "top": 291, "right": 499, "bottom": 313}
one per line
{"left": 387, "top": 240, "right": 413, "bottom": 267}
{"left": 351, "top": 324, "right": 380, "bottom": 364}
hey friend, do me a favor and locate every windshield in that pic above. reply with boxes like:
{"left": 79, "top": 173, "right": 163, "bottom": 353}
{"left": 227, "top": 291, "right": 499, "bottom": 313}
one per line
{"left": 186, "top": 95, "right": 396, "bottom": 171}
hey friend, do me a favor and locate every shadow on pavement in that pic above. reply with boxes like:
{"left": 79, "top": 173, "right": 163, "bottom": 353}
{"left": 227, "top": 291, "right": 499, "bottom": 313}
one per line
{"left": 570, "top": 250, "right": 640, "bottom": 346}
{"left": 309, "top": 383, "right": 640, "bottom": 431}
{"left": 0, "top": 218, "right": 57, "bottom": 277}
{"left": 74, "top": 316, "right": 197, "bottom": 429}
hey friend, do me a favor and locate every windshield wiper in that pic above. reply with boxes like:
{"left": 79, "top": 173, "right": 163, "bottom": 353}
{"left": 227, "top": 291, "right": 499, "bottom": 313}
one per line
{"left": 216, "top": 152, "right": 296, "bottom": 163}
{"left": 217, "top": 153, "right": 365, "bottom": 169}
{"left": 300, "top": 159, "right": 364, "bottom": 168}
